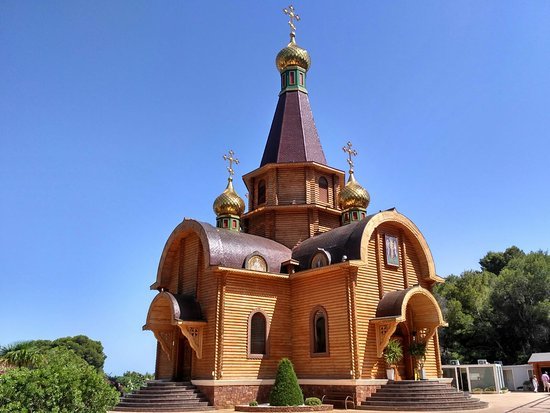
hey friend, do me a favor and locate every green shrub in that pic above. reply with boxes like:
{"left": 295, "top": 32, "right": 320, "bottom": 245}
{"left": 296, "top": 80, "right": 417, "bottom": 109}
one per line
{"left": 269, "top": 358, "right": 304, "bottom": 406}
{"left": 114, "top": 371, "right": 154, "bottom": 394}
{"left": 305, "top": 397, "right": 322, "bottom": 406}
{"left": 249, "top": 400, "right": 259, "bottom": 406}
{"left": 484, "top": 386, "right": 495, "bottom": 392}
{"left": 472, "top": 387, "right": 483, "bottom": 394}
{"left": 0, "top": 347, "right": 118, "bottom": 413}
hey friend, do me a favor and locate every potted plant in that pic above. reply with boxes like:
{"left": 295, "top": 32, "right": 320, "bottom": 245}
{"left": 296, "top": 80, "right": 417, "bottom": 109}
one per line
{"left": 383, "top": 338, "right": 403, "bottom": 380}
{"left": 408, "top": 341, "right": 427, "bottom": 380}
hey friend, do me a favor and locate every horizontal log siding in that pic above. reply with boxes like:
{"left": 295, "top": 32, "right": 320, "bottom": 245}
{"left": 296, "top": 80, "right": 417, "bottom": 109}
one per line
{"left": 168, "top": 244, "right": 179, "bottom": 293}
{"left": 424, "top": 335, "right": 438, "bottom": 377}
{"left": 291, "top": 269, "right": 353, "bottom": 378}
{"left": 182, "top": 235, "right": 200, "bottom": 295}
{"left": 193, "top": 268, "right": 218, "bottom": 379}
{"left": 355, "top": 257, "right": 384, "bottom": 379}
{"left": 148, "top": 298, "right": 173, "bottom": 324}
{"left": 221, "top": 274, "right": 291, "bottom": 379}
{"left": 277, "top": 168, "right": 305, "bottom": 205}
{"left": 403, "top": 235, "right": 422, "bottom": 286}
{"left": 275, "top": 212, "right": 310, "bottom": 248}
{"left": 318, "top": 211, "right": 340, "bottom": 234}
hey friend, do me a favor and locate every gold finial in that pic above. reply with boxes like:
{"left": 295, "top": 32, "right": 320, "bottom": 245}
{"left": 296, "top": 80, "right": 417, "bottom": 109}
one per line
{"left": 342, "top": 141, "right": 358, "bottom": 173}
{"left": 283, "top": 5, "right": 300, "bottom": 40}
{"left": 223, "top": 150, "right": 239, "bottom": 180}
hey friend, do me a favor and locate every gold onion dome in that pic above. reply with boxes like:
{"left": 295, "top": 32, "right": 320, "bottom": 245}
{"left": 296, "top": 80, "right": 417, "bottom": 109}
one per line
{"left": 213, "top": 178, "right": 245, "bottom": 217}
{"left": 339, "top": 172, "right": 370, "bottom": 210}
{"left": 276, "top": 35, "right": 311, "bottom": 73}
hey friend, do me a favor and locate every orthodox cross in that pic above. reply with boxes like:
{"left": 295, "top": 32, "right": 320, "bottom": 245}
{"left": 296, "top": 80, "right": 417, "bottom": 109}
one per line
{"left": 283, "top": 5, "right": 300, "bottom": 36}
{"left": 342, "top": 141, "right": 358, "bottom": 173}
{"left": 223, "top": 150, "right": 239, "bottom": 179}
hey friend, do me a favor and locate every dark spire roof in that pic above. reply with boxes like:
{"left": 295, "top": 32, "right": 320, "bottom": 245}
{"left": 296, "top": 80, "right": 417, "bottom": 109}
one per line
{"left": 260, "top": 90, "right": 327, "bottom": 166}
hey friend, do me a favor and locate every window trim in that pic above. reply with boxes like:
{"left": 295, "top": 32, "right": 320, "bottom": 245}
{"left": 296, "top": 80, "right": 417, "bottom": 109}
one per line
{"left": 248, "top": 310, "right": 270, "bottom": 359}
{"left": 310, "top": 306, "right": 329, "bottom": 357}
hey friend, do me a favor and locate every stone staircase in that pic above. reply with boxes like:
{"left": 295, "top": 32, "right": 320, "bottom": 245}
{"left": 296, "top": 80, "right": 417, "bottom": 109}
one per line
{"left": 358, "top": 380, "right": 488, "bottom": 411}
{"left": 113, "top": 380, "right": 214, "bottom": 412}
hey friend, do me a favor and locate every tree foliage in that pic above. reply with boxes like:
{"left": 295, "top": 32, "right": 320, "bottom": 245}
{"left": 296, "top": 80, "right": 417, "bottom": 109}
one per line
{"left": 112, "top": 371, "right": 154, "bottom": 394}
{"left": 0, "top": 335, "right": 107, "bottom": 371}
{"left": 0, "top": 347, "right": 118, "bottom": 413}
{"left": 269, "top": 358, "right": 304, "bottom": 406}
{"left": 435, "top": 248, "right": 550, "bottom": 364}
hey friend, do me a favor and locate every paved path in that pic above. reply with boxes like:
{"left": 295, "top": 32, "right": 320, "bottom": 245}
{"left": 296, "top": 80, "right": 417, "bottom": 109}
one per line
{"left": 109, "top": 392, "right": 550, "bottom": 413}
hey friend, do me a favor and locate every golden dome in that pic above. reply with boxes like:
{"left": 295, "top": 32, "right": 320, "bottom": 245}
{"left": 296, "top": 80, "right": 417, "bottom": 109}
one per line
{"left": 339, "top": 172, "right": 370, "bottom": 210}
{"left": 276, "top": 35, "right": 311, "bottom": 73}
{"left": 213, "top": 178, "right": 245, "bottom": 217}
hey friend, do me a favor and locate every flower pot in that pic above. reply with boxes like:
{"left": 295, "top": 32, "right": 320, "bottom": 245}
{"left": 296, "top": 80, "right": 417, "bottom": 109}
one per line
{"left": 386, "top": 368, "right": 395, "bottom": 380}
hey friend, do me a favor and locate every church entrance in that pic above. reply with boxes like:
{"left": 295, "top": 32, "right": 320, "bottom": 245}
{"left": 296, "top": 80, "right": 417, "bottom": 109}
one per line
{"left": 391, "top": 324, "right": 415, "bottom": 380}
{"left": 175, "top": 337, "right": 192, "bottom": 381}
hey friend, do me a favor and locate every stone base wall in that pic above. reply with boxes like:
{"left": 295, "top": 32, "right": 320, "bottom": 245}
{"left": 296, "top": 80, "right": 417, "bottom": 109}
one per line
{"left": 195, "top": 383, "right": 382, "bottom": 408}
{"left": 301, "top": 384, "right": 381, "bottom": 406}
{"left": 196, "top": 384, "right": 272, "bottom": 408}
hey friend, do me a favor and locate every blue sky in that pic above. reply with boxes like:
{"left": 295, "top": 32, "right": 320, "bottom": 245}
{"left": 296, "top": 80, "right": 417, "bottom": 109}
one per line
{"left": 1, "top": 1, "right": 549, "bottom": 375}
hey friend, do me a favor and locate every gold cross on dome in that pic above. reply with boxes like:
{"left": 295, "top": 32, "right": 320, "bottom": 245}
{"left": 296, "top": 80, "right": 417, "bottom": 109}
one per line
{"left": 223, "top": 150, "right": 239, "bottom": 179}
{"left": 342, "top": 141, "right": 358, "bottom": 172}
{"left": 283, "top": 5, "right": 300, "bottom": 36}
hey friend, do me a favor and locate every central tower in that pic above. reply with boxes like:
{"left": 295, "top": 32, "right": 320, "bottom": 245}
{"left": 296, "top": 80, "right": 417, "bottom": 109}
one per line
{"left": 242, "top": 7, "right": 345, "bottom": 248}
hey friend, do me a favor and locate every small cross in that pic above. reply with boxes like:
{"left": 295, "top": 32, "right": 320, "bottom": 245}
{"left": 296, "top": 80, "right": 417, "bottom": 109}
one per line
{"left": 223, "top": 150, "right": 239, "bottom": 179}
{"left": 283, "top": 5, "right": 300, "bottom": 36}
{"left": 342, "top": 141, "right": 358, "bottom": 172}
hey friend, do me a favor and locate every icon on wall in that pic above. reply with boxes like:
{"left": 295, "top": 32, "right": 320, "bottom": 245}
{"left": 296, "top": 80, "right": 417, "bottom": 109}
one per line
{"left": 385, "top": 234, "right": 399, "bottom": 267}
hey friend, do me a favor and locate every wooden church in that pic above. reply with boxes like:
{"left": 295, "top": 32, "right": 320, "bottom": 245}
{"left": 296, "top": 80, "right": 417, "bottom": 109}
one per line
{"left": 143, "top": 7, "right": 447, "bottom": 408}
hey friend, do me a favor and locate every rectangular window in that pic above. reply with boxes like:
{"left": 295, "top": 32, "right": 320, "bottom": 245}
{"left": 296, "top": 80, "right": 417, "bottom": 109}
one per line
{"left": 299, "top": 72, "right": 304, "bottom": 86}
{"left": 289, "top": 71, "right": 295, "bottom": 85}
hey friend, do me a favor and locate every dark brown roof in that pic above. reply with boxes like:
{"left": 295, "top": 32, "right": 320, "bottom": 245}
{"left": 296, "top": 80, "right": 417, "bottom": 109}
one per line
{"left": 260, "top": 91, "right": 327, "bottom": 166}
{"left": 196, "top": 220, "right": 292, "bottom": 273}
{"left": 172, "top": 294, "right": 205, "bottom": 321}
{"left": 291, "top": 215, "right": 375, "bottom": 270}
{"left": 375, "top": 287, "right": 417, "bottom": 318}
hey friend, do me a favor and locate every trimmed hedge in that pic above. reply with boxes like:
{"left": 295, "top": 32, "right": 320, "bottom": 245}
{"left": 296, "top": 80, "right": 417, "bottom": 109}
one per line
{"left": 269, "top": 358, "right": 304, "bottom": 406}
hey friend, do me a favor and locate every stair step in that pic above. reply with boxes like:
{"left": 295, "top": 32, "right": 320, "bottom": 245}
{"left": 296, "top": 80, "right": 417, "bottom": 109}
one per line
{"left": 360, "top": 380, "right": 488, "bottom": 412}
{"left": 113, "top": 380, "right": 213, "bottom": 412}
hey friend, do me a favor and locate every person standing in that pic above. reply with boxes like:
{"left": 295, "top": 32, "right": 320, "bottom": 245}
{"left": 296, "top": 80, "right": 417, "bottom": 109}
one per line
{"left": 532, "top": 376, "right": 539, "bottom": 392}
{"left": 542, "top": 371, "right": 550, "bottom": 392}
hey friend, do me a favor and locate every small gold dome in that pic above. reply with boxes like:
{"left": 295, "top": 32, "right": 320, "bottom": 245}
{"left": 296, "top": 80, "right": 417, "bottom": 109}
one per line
{"left": 213, "top": 179, "right": 245, "bottom": 217}
{"left": 339, "top": 172, "right": 370, "bottom": 210}
{"left": 276, "top": 35, "right": 311, "bottom": 73}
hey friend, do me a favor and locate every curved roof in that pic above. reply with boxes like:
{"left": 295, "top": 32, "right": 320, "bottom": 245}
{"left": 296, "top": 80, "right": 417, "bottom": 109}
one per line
{"left": 156, "top": 219, "right": 292, "bottom": 282}
{"left": 292, "top": 217, "right": 372, "bottom": 270}
{"left": 292, "top": 209, "right": 439, "bottom": 283}
{"left": 375, "top": 285, "right": 445, "bottom": 325}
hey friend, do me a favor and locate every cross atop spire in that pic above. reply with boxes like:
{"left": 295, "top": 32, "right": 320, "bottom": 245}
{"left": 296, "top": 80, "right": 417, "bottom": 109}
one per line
{"left": 283, "top": 5, "right": 300, "bottom": 38}
{"left": 223, "top": 150, "right": 239, "bottom": 180}
{"left": 342, "top": 141, "right": 358, "bottom": 173}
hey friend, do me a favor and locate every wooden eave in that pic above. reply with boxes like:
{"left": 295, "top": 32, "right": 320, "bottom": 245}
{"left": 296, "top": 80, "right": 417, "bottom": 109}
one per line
{"left": 212, "top": 265, "right": 290, "bottom": 279}
{"left": 289, "top": 260, "right": 363, "bottom": 281}
{"left": 242, "top": 203, "right": 342, "bottom": 219}
{"left": 242, "top": 161, "right": 345, "bottom": 192}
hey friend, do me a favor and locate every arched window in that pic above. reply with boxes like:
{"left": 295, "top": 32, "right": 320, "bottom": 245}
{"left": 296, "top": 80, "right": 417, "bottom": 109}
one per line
{"left": 258, "top": 180, "right": 266, "bottom": 205}
{"left": 319, "top": 176, "right": 328, "bottom": 203}
{"left": 311, "top": 307, "right": 328, "bottom": 355}
{"left": 249, "top": 311, "right": 267, "bottom": 357}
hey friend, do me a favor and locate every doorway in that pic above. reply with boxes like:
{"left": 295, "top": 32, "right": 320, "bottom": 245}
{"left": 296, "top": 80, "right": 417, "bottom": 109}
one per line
{"left": 175, "top": 337, "right": 192, "bottom": 381}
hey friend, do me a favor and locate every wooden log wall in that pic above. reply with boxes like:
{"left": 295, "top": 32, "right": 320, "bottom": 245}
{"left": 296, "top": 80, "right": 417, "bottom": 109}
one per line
{"left": 221, "top": 274, "right": 291, "bottom": 379}
{"left": 290, "top": 269, "right": 353, "bottom": 378}
{"left": 192, "top": 268, "right": 218, "bottom": 379}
